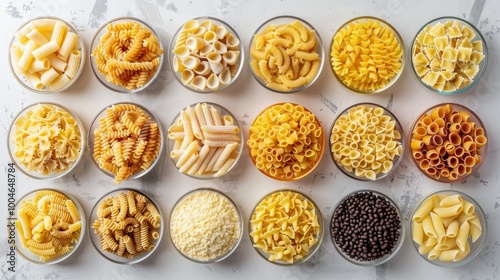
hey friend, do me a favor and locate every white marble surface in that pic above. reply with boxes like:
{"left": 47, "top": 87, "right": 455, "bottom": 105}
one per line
{"left": 1, "top": 0, "right": 499, "bottom": 279}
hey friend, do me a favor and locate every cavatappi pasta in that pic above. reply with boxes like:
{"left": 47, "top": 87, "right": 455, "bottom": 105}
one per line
{"left": 410, "top": 104, "right": 487, "bottom": 181}
{"left": 16, "top": 190, "right": 82, "bottom": 262}
{"left": 250, "top": 19, "right": 321, "bottom": 92}
{"left": 168, "top": 103, "right": 241, "bottom": 177}
{"left": 247, "top": 103, "right": 323, "bottom": 180}
{"left": 91, "top": 190, "right": 161, "bottom": 259}
{"left": 330, "top": 104, "right": 403, "bottom": 180}
{"left": 331, "top": 18, "right": 403, "bottom": 92}
{"left": 92, "top": 20, "right": 163, "bottom": 91}
{"left": 10, "top": 18, "right": 82, "bottom": 91}
{"left": 172, "top": 18, "right": 241, "bottom": 90}
{"left": 250, "top": 191, "right": 321, "bottom": 264}
{"left": 412, "top": 20, "right": 485, "bottom": 92}
{"left": 92, "top": 104, "right": 161, "bottom": 184}
{"left": 12, "top": 104, "right": 82, "bottom": 176}
{"left": 412, "top": 193, "right": 483, "bottom": 262}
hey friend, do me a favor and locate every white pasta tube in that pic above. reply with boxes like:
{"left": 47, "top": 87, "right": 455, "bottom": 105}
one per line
{"left": 201, "top": 125, "right": 239, "bottom": 134}
{"left": 24, "top": 72, "right": 43, "bottom": 90}
{"left": 194, "top": 103, "right": 207, "bottom": 127}
{"left": 201, "top": 103, "right": 214, "bottom": 126}
{"left": 18, "top": 40, "right": 37, "bottom": 71}
{"left": 32, "top": 41, "right": 59, "bottom": 60}
{"left": 176, "top": 140, "right": 199, "bottom": 168}
{"left": 178, "top": 152, "right": 199, "bottom": 173}
{"left": 48, "top": 74, "right": 71, "bottom": 91}
{"left": 26, "top": 29, "right": 49, "bottom": 46}
{"left": 28, "top": 58, "right": 50, "bottom": 73}
{"left": 50, "top": 20, "right": 67, "bottom": 46}
{"left": 179, "top": 110, "right": 194, "bottom": 150}
{"left": 65, "top": 50, "right": 80, "bottom": 78}
{"left": 58, "top": 32, "right": 78, "bottom": 61}
{"left": 197, "top": 147, "right": 216, "bottom": 174}
{"left": 205, "top": 147, "right": 224, "bottom": 172}
{"left": 10, "top": 45, "right": 24, "bottom": 75}
{"left": 47, "top": 54, "right": 68, "bottom": 72}
{"left": 186, "top": 106, "right": 203, "bottom": 140}
{"left": 32, "top": 18, "right": 57, "bottom": 31}
{"left": 187, "top": 144, "right": 210, "bottom": 175}
{"left": 210, "top": 106, "right": 223, "bottom": 125}
{"left": 40, "top": 68, "right": 59, "bottom": 86}
{"left": 214, "top": 158, "right": 236, "bottom": 177}
{"left": 212, "top": 142, "right": 238, "bottom": 171}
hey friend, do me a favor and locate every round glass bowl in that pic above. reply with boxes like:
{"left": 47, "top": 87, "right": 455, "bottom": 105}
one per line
{"left": 249, "top": 189, "right": 324, "bottom": 265}
{"left": 13, "top": 188, "right": 86, "bottom": 264}
{"left": 410, "top": 17, "right": 488, "bottom": 95}
{"left": 8, "top": 16, "right": 86, "bottom": 93}
{"left": 169, "top": 16, "right": 244, "bottom": 93}
{"left": 249, "top": 15, "right": 324, "bottom": 93}
{"left": 88, "top": 102, "right": 164, "bottom": 184}
{"left": 169, "top": 188, "right": 243, "bottom": 263}
{"left": 247, "top": 102, "right": 325, "bottom": 181}
{"left": 330, "top": 103, "right": 404, "bottom": 181}
{"left": 7, "top": 102, "right": 86, "bottom": 180}
{"left": 330, "top": 190, "right": 405, "bottom": 266}
{"left": 410, "top": 190, "right": 486, "bottom": 267}
{"left": 167, "top": 102, "right": 243, "bottom": 179}
{"left": 408, "top": 103, "right": 487, "bottom": 183}
{"left": 90, "top": 17, "right": 164, "bottom": 93}
{"left": 88, "top": 188, "right": 163, "bottom": 264}
{"left": 330, "top": 16, "right": 405, "bottom": 94}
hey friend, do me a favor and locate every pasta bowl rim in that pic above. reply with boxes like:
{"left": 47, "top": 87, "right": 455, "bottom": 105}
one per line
{"left": 409, "top": 189, "right": 487, "bottom": 267}
{"left": 169, "top": 187, "right": 243, "bottom": 263}
{"left": 409, "top": 16, "right": 488, "bottom": 95}
{"left": 13, "top": 188, "right": 87, "bottom": 265}
{"left": 8, "top": 15, "right": 87, "bottom": 94}
{"left": 88, "top": 187, "right": 164, "bottom": 265}
{"left": 408, "top": 102, "right": 488, "bottom": 183}
{"left": 330, "top": 189, "right": 405, "bottom": 267}
{"left": 247, "top": 102, "right": 325, "bottom": 181}
{"left": 87, "top": 101, "right": 165, "bottom": 181}
{"left": 329, "top": 16, "right": 405, "bottom": 94}
{"left": 329, "top": 102, "right": 405, "bottom": 181}
{"left": 89, "top": 16, "right": 164, "bottom": 94}
{"left": 168, "top": 16, "right": 245, "bottom": 94}
{"left": 7, "top": 101, "right": 86, "bottom": 180}
{"left": 167, "top": 101, "right": 244, "bottom": 179}
{"left": 248, "top": 15, "right": 325, "bottom": 94}
{"left": 248, "top": 188, "right": 324, "bottom": 266}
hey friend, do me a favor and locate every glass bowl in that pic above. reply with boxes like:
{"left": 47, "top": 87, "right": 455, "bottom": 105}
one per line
{"left": 249, "top": 189, "right": 324, "bottom": 265}
{"left": 88, "top": 102, "right": 164, "bottom": 184}
{"left": 7, "top": 102, "right": 86, "bottom": 180}
{"left": 249, "top": 15, "right": 324, "bottom": 93}
{"left": 88, "top": 188, "right": 163, "bottom": 264}
{"left": 410, "top": 17, "right": 488, "bottom": 95}
{"left": 330, "top": 16, "right": 405, "bottom": 94}
{"left": 247, "top": 102, "right": 325, "bottom": 181}
{"left": 8, "top": 16, "right": 86, "bottom": 93}
{"left": 329, "top": 103, "right": 404, "bottom": 181}
{"left": 167, "top": 102, "right": 243, "bottom": 179}
{"left": 169, "top": 16, "right": 244, "bottom": 93}
{"left": 169, "top": 188, "right": 243, "bottom": 263}
{"left": 330, "top": 190, "right": 405, "bottom": 266}
{"left": 408, "top": 103, "right": 487, "bottom": 183}
{"left": 90, "top": 17, "right": 164, "bottom": 93}
{"left": 410, "top": 190, "right": 486, "bottom": 267}
{"left": 13, "top": 188, "right": 86, "bottom": 264}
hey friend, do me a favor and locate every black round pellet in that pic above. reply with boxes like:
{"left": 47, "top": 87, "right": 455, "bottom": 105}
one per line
{"left": 331, "top": 191, "right": 401, "bottom": 262}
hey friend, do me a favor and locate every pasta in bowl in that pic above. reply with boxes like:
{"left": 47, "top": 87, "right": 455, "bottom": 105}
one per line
{"left": 410, "top": 17, "right": 488, "bottom": 95}
{"left": 13, "top": 188, "right": 86, "bottom": 264}
{"left": 7, "top": 102, "right": 85, "bottom": 180}
{"left": 330, "top": 103, "right": 404, "bottom": 181}
{"left": 88, "top": 188, "right": 164, "bottom": 264}
{"left": 410, "top": 190, "right": 486, "bottom": 267}
{"left": 330, "top": 16, "right": 405, "bottom": 94}
{"left": 408, "top": 103, "right": 488, "bottom": 183}
{"left": 167, "top": 102, "right": 243, "bottom": 179}
{"left": 249, "top": 15, "right": 324, "bottom": 93}
{"left": 247, "top": 102, "right": 325, "bottom": 181}
{"left": 88, "top": 102, "right": 164, "bottom": 184}
{"left": 8, "top": 16, "right": 86, "bottom": 93}
{"left": 169, "top": 16, "right": 244, "bottom": 93}
{"left": 90, "top": 17, "right": 164, "bottom": 93}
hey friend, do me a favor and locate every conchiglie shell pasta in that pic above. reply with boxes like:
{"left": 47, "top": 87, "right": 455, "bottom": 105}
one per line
{"left": 223, "top": 51, "right": 239, "bottom": 65}
{"left": 206, "top": 73, "right": 220, "bottom": 90}
{"left": 219, "top": 68, "right": 232, "bottom": 85}
{"left": 190, "top": 75, "right": 207, "bottom": 90}
{"left": 181, "top": 69, "right": 195, "bottom": 85}
{"left": 182, "top": 56, "right": 201, "bottom": 69}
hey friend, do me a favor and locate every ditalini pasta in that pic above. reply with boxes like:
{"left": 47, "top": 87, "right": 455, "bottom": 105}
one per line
{"left": 331, "top": 18, "right": 403, "bottom": 92}
{"left": 172, "top": 18, "right": 241, "bottom": 91}
{"left": 92, "top": 104, "right": 162, "bottom": 184}
{"left": 410, "top": 104, "right": 487, "bottom": 181}
{"left": 92, "top": 20, "right": 163, "bottom": 91}
{"left": 247, "top": 103, "right": 323, "bottom": 180}
{"left": 412, "top": 20, "right": 485, "bottom": 91}
{"left": 249, "top": 19, "right": 321, "bottom": 91}
{"left": 412, "top": 193, "right": 483, "bottom": 262}
{"left": 330, "top": 104, "right": 403, "bottom": 180}
{"left": 16, "top": 190, "right": 82, "bottom": 262}
{"left": 168, "top": 103, "right": 241, "bottom": 177}
{"left": 10, "top": 18, "right": 82, "bottom": 91}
